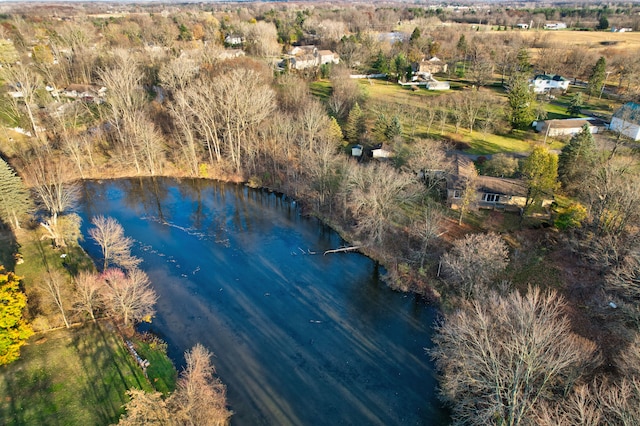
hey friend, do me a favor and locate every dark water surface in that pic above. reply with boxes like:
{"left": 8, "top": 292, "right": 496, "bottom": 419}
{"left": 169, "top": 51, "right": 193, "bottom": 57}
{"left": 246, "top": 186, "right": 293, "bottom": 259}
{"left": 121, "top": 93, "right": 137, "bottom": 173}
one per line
{"left": 78, "top": 178, "right": 449, "bottom": 426}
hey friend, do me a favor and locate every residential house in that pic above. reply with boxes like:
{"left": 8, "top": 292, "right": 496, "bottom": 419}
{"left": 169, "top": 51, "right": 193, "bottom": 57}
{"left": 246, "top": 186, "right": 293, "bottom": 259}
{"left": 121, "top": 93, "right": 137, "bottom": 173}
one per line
{"left": 426, "top": 78, "right": 450, "bottom": 91}
{"left": 285, "top": 46, "right": 340, "bottom": 70}
{"left": 535, "top": 117, "right": 607, "bottom": 137}
{"left": 62, "top": 84, "right": 107, "bottom": 103}
{"left": 224, "top": 34, "right": 244, "bottom": 46}
{"left": 544, "top": 22, "right": 567, "bottom": 30}
{"left": 288, "top": 45, "right": 317, "bottom": 57}
{"left": 377, "top": 31, "right": 408, "bottom": 44}
{"left": 530, "top": 74, "right": 570, "bottom": 94}
{"left": 218, "top": 49, "right": 245, "bottom": 60}
{"left": 447, "top": 155, "right": 552, "bottom": 212}
{"left": 412, "top": 57, "right": 448, "bottom": 76}
{"left": 610, "top": 102, "right": 640, "bottom": 141}
{"left": 318, "top": 50, "right": 340, "bottom": 65}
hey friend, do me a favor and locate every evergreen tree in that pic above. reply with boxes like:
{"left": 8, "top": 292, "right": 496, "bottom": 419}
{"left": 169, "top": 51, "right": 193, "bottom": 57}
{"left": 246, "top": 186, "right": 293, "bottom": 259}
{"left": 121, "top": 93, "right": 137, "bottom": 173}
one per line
{"left": 507, "top": 72, "right": 536, "bottom": 130}
{"left": 410, "top": 27, "right": 421, "bottom": 43}
{"left": 385, "top": 116, "right": 403, "bottom": 141}
{"left": 597, "top": 15, "right": 609, "bottom": 30}
{"left": 327, "top": 117, "right": 344, "bottom": 146}
{"left": 516, "top": 47, "right": 531, "bottom": 72}
{"left": 372, "top": 51, "right": 389, "bottom": 75}
{"left": 0, "top": 268, "right": 33, "bottom": 365}
{"left": 567, "top": 92, "right": 584, "bottom": 116}
{"left": 521, "top": 146, "right": 558, "bottom": 212}
{"left": 0, "top": 158, "right": 33, "bottom": 229}
{"left": 587, "top": 56, "right": 606, "bottom": 99}
{"left": 373, "top": 113, "right": 390, "bottom": 143}
{"left": 558, "top": 124, "right": 596, "bottom": 193}
{"left": 345, "top": 103, "right": 365, "bottom": 144}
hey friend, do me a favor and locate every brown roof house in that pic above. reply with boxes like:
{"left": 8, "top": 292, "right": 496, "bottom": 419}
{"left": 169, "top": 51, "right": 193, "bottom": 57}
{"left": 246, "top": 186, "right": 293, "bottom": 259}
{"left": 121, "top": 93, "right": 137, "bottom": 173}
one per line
{"left": 535, "top": 117, "right": 607, "bottom": 138}
{"left": 412, "top": 57, "right": 448, "bottom": 76}
{"left": 447, "top": 155, "right": 553, "bottom": 213}
{"left": 63, "top": 84, "right": 107, "bottom": 103}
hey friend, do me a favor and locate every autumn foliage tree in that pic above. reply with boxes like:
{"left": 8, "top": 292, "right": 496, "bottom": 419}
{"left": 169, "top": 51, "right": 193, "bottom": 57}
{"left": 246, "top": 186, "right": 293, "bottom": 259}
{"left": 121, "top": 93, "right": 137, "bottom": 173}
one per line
{"left": 0, "top": 268, "right": 33, "bottom": 365}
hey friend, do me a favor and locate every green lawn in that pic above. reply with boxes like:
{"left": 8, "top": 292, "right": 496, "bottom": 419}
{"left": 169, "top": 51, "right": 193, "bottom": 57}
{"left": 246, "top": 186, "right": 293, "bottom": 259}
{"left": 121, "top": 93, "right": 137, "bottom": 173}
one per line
{"left": 0, "top": 324, "right": 155, "bottom": 425}
{"left": 15, "top": 229, "right": 95, "bottom": 285}
{"left": 309, "top": 80, "right": 332, "bottom": 100}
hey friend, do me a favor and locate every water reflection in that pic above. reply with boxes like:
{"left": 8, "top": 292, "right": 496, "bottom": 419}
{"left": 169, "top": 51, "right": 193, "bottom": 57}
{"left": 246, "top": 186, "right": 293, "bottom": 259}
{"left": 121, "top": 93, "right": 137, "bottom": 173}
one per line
{"left": 78, "top": 178, "right": 449, "bottom": 426}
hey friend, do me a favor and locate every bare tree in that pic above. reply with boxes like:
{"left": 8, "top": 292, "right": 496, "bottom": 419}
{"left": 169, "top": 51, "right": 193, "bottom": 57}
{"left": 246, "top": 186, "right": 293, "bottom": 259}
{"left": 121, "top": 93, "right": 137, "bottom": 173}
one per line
{"left": 100, "top": 268, "right": 157, "bottom": 327}
{"left": 26, "top": 153, "right": 80, "bottom": 247}
{"left": 598, "top": 377, "right": 640, "bottom": 425}
{"left": 440, "top": 232, "right": 509, "bottom": 298}
{"left": 99, "top": 49, "right": 147, "bottom": 174}
{"left": 1, "top": 63, "right": 43, "bottom": 139}
{"left": 118, "top": 389, "right": 172, "bottom": 426}
{"left": 411, "top": 201, "right": 445, "bottom": 269}
{"left": 586, "top": 157, "right": 640, "bottom": 237}
{"left": 240, "top": 21, "right": 280, "bottom": 58}
{"left": 170, "top": 344, "right": 233, "bottom": 426}
{"left": 73, "top": 271, "right": 103, "bottom": 322}
{"left": 535, "top": 384, "right": 601, "bottom": 426}
{"left": 43, "top": 270, "right": 71, "bottom": 328}
{"left": 347, "top": 162, "right": 421, "bottom": 245}
{"left": 431, "top": 287, "right": 600, "bottom": 426}
{"left": 89, "top": 215, "right": 141, "bottom": 271}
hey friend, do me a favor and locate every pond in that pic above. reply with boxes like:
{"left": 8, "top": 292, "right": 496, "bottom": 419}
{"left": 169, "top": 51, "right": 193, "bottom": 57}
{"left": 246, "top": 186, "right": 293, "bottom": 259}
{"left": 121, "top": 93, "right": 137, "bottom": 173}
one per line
{"left": 78, "top": 177, "right": 449, "bottom": 426}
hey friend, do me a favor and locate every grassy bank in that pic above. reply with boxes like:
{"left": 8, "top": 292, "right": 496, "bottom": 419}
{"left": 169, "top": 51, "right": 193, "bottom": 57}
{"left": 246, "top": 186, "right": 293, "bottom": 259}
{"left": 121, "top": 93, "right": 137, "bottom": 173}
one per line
{"left": 0, "top": 323, "right": 154, "bottom": 425}
{"left": 0, "top": 225, "right": 177, "bottom": 425}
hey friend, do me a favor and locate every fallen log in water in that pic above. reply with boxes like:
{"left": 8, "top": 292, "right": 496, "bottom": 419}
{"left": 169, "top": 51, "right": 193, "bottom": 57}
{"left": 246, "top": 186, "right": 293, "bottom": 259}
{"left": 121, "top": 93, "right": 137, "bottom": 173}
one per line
{"left": 323, "top": 246, "right": 361, "bottom": 256}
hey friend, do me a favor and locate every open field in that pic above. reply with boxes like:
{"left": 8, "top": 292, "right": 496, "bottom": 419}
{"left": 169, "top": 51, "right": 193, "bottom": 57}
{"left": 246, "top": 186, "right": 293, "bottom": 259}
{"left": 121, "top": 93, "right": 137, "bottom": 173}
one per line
{"left": 0, "top": 324, "right": 152, "bottom": 426}
{"left": 519, "top": 29, "right": 640, "bottom": 51}
{"left": 348, "top": 79, "right": 566, "bottom": 154}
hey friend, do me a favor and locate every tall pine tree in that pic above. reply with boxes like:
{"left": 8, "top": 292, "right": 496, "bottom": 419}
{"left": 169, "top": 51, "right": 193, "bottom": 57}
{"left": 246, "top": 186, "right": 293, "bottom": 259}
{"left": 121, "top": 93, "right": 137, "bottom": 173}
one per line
{"left": 345, "top": 102, "right": 365, "bottom": 144}
{"left": 587, "top": 56, "right": 606, "bottom": 99}
{"left": 507, "top": 72, "right": 536, "bottom": 130}
{"left": 558, "top": 124, "right": 596, "bottom": 194}
{"left": 0, "top": 158, "right": 33, "bottom": 229}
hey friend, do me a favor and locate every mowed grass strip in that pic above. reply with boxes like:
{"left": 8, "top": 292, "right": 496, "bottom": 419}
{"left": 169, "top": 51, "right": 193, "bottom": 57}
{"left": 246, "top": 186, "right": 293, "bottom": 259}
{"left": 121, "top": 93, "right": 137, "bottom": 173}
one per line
{"left": 0, "top": 323, "right": 153, "bottom": 426}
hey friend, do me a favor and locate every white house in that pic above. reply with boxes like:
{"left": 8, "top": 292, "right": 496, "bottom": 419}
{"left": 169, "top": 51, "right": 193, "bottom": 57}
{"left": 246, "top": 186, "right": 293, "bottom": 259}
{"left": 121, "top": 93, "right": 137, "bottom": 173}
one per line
{"left": 62, "top": 84, "right": 107, "bottom": 102}
{"left": 531, "top": 74, "right": 570, "bottom": 94}
{"left": 224, "top": 34, "right": 244, "bottom": 46}
{"left": 535, "top": 117, "right": 607, "bottom": 137}
{"left": 426, "top": 78, "right": 450, "bottom": 90}
{"left": 544, "top": 22, "right": 567, "bottom": 30}
{"left": 318, "top": 50, "right": 340, "bottom": 65}
{"left": 610, "top": 102, "right": 640, "bottom": 141}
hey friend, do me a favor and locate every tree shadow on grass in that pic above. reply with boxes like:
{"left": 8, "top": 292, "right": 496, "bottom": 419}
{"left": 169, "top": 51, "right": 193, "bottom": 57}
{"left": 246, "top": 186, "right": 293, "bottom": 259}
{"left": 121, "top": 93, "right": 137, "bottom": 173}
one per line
{"left": 72, "top": 323, "right": 149, "bottom": 425}
{"left": 0, "top": 342, "right": 58, "bottom": 425}
{"left": 0, "top": 222, "right": 18, "bottom": 270}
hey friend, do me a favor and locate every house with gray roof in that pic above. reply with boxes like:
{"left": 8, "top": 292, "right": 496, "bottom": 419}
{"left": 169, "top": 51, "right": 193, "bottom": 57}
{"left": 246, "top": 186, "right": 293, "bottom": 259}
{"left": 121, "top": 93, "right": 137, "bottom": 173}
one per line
{"left": 610, "top": 102, "right": 640, "bottom": 141}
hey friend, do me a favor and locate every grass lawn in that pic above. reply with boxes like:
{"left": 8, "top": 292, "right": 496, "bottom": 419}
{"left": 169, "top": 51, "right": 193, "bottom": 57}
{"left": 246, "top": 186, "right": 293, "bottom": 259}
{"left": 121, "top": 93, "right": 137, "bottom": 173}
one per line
{"left": 309, "top": 80, "right": 332, "bottom": 100}
{"left": 0, "top": 323, "right": 155, "bottom": 426}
